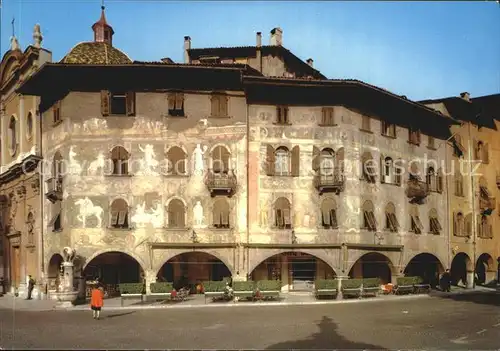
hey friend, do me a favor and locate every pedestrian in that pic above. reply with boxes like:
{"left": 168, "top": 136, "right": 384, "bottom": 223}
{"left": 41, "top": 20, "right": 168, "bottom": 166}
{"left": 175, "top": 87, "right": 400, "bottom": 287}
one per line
{"left": 440, "top": 269, "right": 451, "bottom": 292}
{"left": 26, "top": 275, "right": 35, "bottom": 300}
{"left": 90, "top": 284, "right": 104, "bottom": 320}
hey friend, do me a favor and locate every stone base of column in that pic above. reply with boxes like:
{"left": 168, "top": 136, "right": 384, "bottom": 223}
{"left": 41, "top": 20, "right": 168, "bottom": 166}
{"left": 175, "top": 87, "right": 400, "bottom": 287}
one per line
{"left": 336, "top": 276, "right": 349, "bottom": 300}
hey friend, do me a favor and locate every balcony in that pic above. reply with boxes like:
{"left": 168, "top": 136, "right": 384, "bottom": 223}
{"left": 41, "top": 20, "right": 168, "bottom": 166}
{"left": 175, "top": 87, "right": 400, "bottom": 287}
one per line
{"left": 158, "top": 227, "right": 236, "bottom": 245}
{"left": 479, "top": 196, "right": 496, "bottom": 213}
{"left": 204, "top": 169, "right": 237, "bottom": 197}
{"left": 314, "top": 168, "right": 345, "bottom": 195}
{"left": 405, "top": 178, "right": 429, "bottom": 204}
{"left": 45, "top": 176, "right": 63, "bottom": 203}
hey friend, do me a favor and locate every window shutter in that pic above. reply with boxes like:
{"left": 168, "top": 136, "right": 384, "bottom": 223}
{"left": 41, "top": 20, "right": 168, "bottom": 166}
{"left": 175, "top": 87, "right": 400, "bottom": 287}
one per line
{"left": 219, "top": 95, "right": 228, "bottom": 117}
{"left": 291, "top": 146, "right": 300, "bottom": 177}
{"left": 437, "top": 174, "right": 443, "bottom": 193}
{"left": 380, "top": 155, "right": 385, "bottom": 183}
{"left": 100, "top": 90, "right": 110, "bottom": 116}
{"left": 110, "top": 211, "right": 119, "bottom": 226}
{"left": 168, "top": 93, "right": 176, "bottom": 110}
{"left": 312, "top": 146, "right": 320, "bottom": 172}
{"left": 453, "top": 212, "right": 457, "bottom": 235}
{"left": 222, "top": 210, "right": 229, "bottom": 226}
{"left": 211, "top": 95, "right": 219, "bottom": 117}
{"left": 266, "top": 145, "right": 275, "bottom": 176}
{"left": 484, "top": 144, "right": 489, "bottom": 163}
{"left": 117, "top": 211, "right": 127, "bottom": 226}
{"left": 126, "top": 91, "right": 136, "bottom": 116}
{"left": 330, "top": 209, "right": 337, "bottom": 227}
{"left": 283, "top": 209, "right": 291, "bottom": 226}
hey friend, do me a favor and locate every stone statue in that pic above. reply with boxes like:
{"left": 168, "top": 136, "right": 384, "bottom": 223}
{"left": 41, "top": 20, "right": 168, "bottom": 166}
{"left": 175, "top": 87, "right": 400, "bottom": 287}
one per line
{"left": 62, "top": 247, "right": 76, "bottom": 263}
{"left": 193, "top": 201, "right": 204, "bottom": 228}
{"left": 88, "top": 152, "right": 105, "bottom": 175}
{"left": 75, "top": 197, "right": 103, "bottom": 228}
{"left": 193, "top": 144, "right": 208, "bottom": 174}
{"left": 138, "top": 144, "right": 159, "bottom": 176}
{"left": 33, "top": 24, "right": 43, "bottom": 48}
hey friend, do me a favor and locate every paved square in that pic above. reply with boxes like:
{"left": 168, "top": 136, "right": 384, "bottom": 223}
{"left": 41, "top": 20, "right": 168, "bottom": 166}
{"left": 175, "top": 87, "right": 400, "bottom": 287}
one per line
{"left": 0, "top": 292, "right": 499, "bottom": 349}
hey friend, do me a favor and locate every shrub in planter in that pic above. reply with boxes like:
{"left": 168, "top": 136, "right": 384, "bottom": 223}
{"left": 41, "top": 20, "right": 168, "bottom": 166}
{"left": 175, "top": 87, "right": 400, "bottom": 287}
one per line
{"left": 397, "top": 277, "right": 415, "bottom": 286}
{"left": 233, "top": 281, "right": 255, "bottom": 291}
{"left": 202, "top": 281, "right": 227, "bottom": 292}
{"left": 315, "top": 279, "right": 338, "bottom": 290}
{"left": 362, "top": 278, "right": 381, "bottom": 288}
{"left": 341, "top": 279, "right": 363, "bottom": 289}
{"left": 119, "top": 283, "right": 145, "bottom": 295}
{"left": 150, "top": 282, "right": 174, "bottom": 293}
{"left": 256, "top": 280, "right": 281, "bottom": 291}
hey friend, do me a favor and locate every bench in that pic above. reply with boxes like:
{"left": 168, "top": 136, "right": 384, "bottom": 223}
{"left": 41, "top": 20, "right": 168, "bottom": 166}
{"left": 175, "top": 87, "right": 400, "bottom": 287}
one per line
{"left": 233, "top": 290, "right": 254, "bottom": 301}
{"left": 144, "top": 292, "right": 171, "bottom": 302}
{"left": 315, "top": 289, "right": 338, "bottom": 299}
{"left": 342, "top": 288, "right": 362, "bottom": 298}
{"left": 362, "top": 286, "right": 381, "bottom": 297}
{"left": 120, "top": 293, "right": 144, "bottom": 306}
{"left": 394, "top": 285, "right": 414, "bottom": 295}
{"left": 256, "top": 290, "right": 280, "bottom": 301}
{"left": 414, "top": 284, "right": 431, "bottom": 294}
{"left": 204, "top": 291, "right": 225, "bottom": 303}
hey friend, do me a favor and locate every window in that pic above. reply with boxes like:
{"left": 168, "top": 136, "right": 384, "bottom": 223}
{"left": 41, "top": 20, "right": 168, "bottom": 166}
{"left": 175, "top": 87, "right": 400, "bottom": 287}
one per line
{"left": 274, "top": 197, "right": 291, "bottom": 229}
{"left": 266, "top": 145, "right": 300, "bottom": 177}
{"left": 110, "top": 146, "right": 130, "bottom": 175}
{"left": 167, "top": 199, "right": 186, "bottom": 228}
{"left": 101, "top": 90, "right": 135, "bottom": 116}
{"left": 361, "top": 116, "right": 371, "bottom": 131}
{"left": 318, "top": 148, "right": 335, "bottom": 178}
{"left": 361, "top": 152, "right": 376, "bottom": 183}
{"left": 409, "top": 205, "right": 423, "bottom": 234}
{"left": 52, "top": 151, "right": 64, "bottom": 179}
{"left": 321, "top": 107, "right": 335, "bottom": 126}
{"left": 394, "top": 159, "right": 403, "bottom": 185}
{"left": 454, "top": 212, "right": 465, "bottom": 236}
{"left": 381, "top": 156, "right": 394, "bottom": 184}
{"left": 476, "top": 141, "right": 489, "bottom": 163}
{"left": 453, "top": 135, "right": 465, "bottom": 158}
{"left": 210, "top": 93, "right": 228, "bottom": 117}
{"left": 478, "top": 215, "right": 492, "bottom": 238}
{"left": 464, "top": 213, "right": 473, "bottom": 236}
{"left": 276, "top": 106, "right": 290, "bottom": 124}
{"left": 385, "top": 202, "right": 399, "bottom": 232}
{"left": 26, "top": 112, "right": 33, "bottom": 138}
{"left": 429, "top": 209, "right": 442, "bottom": 235}
{"left": 8, "top": 116, "right": 17, "bottom": 154}
{"left": 426, "top": 167, "right": 437, "bottom": 192}
{"left": 165, "top": 146, "right": 187, "bottom": 175}
{"left": 362, "top": 200, "right": 376, "bottom": 231}
{"left": 26, "top": 212, "right": 35, "bottom": 245}
{"left": 53, "top": 101, "right": 61, "bottom": 124}
{"left": 428, "top": 136, "right": 435, "bottom": 149}
{"left": 212, "top": 198, "right": 230, "bottom": 228}
{"left": 109, "top": 198, "right": 129, "bottom": 229}
{"left": 48, "top": 202, "right": 62, "bottom": 232}
{"left": 168, "top": 92, "right": 185, "bottom": 116}
{"left": 211, "top": 145, "right": 230, "bottom": 173}
{"left": 408, "top": 128, "right": 421, "bottom": 145}
{"left": 381, "top": 121, "right": 396, "bottom": 137}
{"left": 321, "top": 198, "right": 338, "bottom": 228}
{"left": 455, "top": 170, "right": 464, "bottom": 196}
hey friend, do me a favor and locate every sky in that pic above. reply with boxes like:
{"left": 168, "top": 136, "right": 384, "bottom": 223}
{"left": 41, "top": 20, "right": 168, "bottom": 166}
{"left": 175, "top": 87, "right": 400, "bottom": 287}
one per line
{"left": 0, "top": 1, "right": 499, "bottom": 101}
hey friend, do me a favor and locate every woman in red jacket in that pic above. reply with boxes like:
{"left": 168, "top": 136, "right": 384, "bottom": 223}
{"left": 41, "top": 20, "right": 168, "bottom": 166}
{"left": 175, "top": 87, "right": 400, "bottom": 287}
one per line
{"left": 90, "top": 285, "right": 104, "bottom": 319}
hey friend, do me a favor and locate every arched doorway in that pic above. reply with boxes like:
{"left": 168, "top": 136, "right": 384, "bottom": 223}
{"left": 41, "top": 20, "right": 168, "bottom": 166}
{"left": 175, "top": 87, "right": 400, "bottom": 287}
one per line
{"left": 47, "top": 254, "right": 63, "bottom": 291}
{"left": 349, "top": 252, "right": 393, "bottom": 284}
{"left": 157, "top": 252, "right": 231, "bottom": 293}
{"left": 404, "top": 253, "right": 444, "bottom": 288}
{"left": 82, "top": 251, "right": 144, "bottom": 297}
{"left": 450, "top": 252, "right": 471, "bottom": 287}
{"left": 250, "top": 252, "right": 336, "bottom": 292}
{"left": 475, "top": 253, "right": 494, "bottom": 285}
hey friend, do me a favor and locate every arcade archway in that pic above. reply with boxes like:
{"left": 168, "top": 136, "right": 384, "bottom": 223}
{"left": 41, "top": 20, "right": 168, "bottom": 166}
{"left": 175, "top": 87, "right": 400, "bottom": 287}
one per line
{"left": 475, "top": 253, "right": 494, "bottom": 285}
{"left": 450, "top": 252, "right": 472, "bottom": 286}
{"left": 156, "top": 252, "right": 231, "bottom": 293}
{"left": 404, "top": 253, "right": 444, "bottom": 288}
{"left": 349, "top": 252, "right": 393, "bottom": 284}
{"left": 250, "top": 252, "right": 336, "bottom": 292}
{"left": 47, "top": 253, "right": 63, "bottom": 291}
{"left": 82, "top": 251, "right": 144, "bottom": 297}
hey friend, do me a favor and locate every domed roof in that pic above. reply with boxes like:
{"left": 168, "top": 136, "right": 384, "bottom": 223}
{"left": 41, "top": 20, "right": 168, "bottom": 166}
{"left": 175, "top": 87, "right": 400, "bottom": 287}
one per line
{"left": 60, "top": 41, "right": 132, "bottom": 65}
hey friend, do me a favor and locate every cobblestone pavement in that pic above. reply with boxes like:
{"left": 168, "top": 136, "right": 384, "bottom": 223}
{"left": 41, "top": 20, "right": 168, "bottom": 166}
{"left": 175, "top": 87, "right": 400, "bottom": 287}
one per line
{"left": 0, "top": 291, "right": 499, "bottom": 349}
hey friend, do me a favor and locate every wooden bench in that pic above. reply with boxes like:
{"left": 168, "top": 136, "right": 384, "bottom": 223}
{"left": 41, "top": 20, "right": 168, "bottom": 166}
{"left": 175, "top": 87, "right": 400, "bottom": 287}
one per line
{"left": 233, "top": 290, "right": 254, "bottom": 301}
{"left": 204, "top": 291, "right": 225, "bottom": 303}
{"left": 342, "top": 288, "right": 362, "bottom": 298}
{"left": 144, "top": 292, "right": 171, "bottom": 302}
{"left": 414, "top": 284, "right": 431, "bottom": 294}
{"left": 362, "top": 286, "right": 381, "bottom": 297}
{"left": 393, "top": 285, "right": 414, "bottom": 295}
{"left": 256, "top": 290, "right": 280, "bottom": 300}
{"left": 120, "top": 293, "right": 144, "bottom": 306}
{"left": 315, "top": 289, "right": 338, "bottom": 299}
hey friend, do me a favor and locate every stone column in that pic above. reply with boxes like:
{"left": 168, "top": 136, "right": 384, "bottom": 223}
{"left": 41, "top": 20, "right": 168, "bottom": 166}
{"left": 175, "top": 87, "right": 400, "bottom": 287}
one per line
{"left": 466, "top": 271, "right": 474, "bottom": 288}
{"left": 62, "top": 262, "right": 74, "bottom": 291}
{"left": 336, "top": 276, "right": 349, "bottom": 300}
{"left": 281, "top": 256, "right": 289, "bottom": 292}
{"left": 144, "top": 270, "right": 157, "bottom": 295}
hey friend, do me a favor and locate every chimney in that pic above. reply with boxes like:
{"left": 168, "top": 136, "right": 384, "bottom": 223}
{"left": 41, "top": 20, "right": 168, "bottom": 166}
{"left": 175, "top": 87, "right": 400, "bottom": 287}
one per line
{"left": 256, "top": 32, "right": 262, "bottom": 47}
{"left": 306, "top": 58, "right": 313, "bottom": 67}
{"left": 184, "top": 36, "right": 191, "bottom": 64}
{"left": 256, "top": 32, "right": 262, "bottom": 73}
{"left": 270, "top": 27, "right": 283, "bottom": 46}
{"left": 460, "top": 92, "right": 470, "bottom": 101}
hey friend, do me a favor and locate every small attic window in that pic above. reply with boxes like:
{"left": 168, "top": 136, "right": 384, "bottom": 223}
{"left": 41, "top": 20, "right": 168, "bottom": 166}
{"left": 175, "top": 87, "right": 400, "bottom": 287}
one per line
{"left": 199, "top": 56, "right": 220, "bottom": 64}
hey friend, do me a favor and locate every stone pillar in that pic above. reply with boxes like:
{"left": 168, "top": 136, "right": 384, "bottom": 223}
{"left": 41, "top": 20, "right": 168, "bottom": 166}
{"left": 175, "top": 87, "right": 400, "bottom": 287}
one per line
{"left": 145, "top": 270, "right": 157, "bottom": 295}
{"left": 62, "top": 262, "right": 74, "bottom": 291}
{"left": 336, "top": 276, "right": 349, "bottom": 300}
{"left": 281, "top": 256, "right": 289, "bottom": 292}
{"left": 466, "top": 271, "right": 474, "bottom": 288}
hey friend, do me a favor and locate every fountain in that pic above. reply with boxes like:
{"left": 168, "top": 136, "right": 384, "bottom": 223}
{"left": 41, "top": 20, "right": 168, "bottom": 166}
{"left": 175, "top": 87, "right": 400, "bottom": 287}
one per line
{"left": 52, "top": 247, "right": 79, "bottom": 308}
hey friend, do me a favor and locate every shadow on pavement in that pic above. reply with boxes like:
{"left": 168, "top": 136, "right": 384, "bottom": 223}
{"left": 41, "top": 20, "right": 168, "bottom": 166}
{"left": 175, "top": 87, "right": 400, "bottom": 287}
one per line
{"left": 431, "top": 290, "right": 500, "bottom": 307}
{"left": 265, "top": 316, "right": 382, "bottom": 350}
{"left": 106, "top": 311, "right": 136, "bottom": 319}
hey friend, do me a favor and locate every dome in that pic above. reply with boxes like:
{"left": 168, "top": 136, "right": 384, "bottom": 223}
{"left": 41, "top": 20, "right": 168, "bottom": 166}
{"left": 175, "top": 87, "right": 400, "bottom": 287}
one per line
{"left": 60, "top": 41, "right": 132, "bottom": 65}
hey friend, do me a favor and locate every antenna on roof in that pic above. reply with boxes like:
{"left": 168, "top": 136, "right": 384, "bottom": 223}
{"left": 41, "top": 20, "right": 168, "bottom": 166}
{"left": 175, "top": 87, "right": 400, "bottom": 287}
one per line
{"left": 11, "top": 17, "right": 15, "bottom": 37}
{"left": 101, "top": 0, "right": 105, "bottom": 10}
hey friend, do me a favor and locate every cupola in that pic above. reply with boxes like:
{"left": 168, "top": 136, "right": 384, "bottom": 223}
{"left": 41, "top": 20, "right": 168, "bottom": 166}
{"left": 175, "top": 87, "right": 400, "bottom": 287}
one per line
{"left": 92, "top": 6, "right": 114, "bottom": 46}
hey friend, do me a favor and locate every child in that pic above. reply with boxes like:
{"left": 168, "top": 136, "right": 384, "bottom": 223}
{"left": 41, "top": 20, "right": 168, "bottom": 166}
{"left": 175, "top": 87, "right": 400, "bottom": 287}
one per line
{"left": 90, "top": 285, "right": 104, "bottom": 319}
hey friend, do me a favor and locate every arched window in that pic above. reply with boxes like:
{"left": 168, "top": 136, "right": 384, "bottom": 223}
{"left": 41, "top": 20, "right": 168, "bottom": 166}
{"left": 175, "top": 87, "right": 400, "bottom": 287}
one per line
{"left": 429, "top": 208, "right": 442, "bottom": 235}
{"left": 274, "top": 197, "right": 291, "bottom": 229}
{"left": 426, "top": 167, "right": 436, "bottom": 192}
{"left": 52, "top": 151, "right": 64, "bottom": 178}
{"left": 166, "top": 146, "right": 187, "bottom": 175}
{"left": 211, "top": 145, "right": 230, "bottom": 173}
{"left": 26, "top": 112, "right": 33, "bottom": 139}
{"left": 454, "top": 212, "right": 465, "bottom": 236}
{"left": 319, "top": 148, "right": 335, "bottom": 178}
{"left": 361, "top": 152, "right": 376, "bottom": 183}
{"left": 212, "top": 198, "right": 230, "bottom": 228}
{"left": 362, "top": 200, "right": 376, "bottom": 231}
{"left": 479, "top": 215, "right": 492, "bottom": 238}
{"left": 8, "top": 116, "right": 17, "bottom": 153}
{"left": 275, "top": 147, "right": 290, "bottom": 176}
{"left": 321, "top": 198, "right": 337, "bottom": 228}
{"left": 381, "top": 156, "right": 394, "bottom": 184}
{"left": 409, "top": 205, "right": 423, "bottom": 234}
{"left": 109, "top": 198, "right": 129, "bottom": 228}
{"left": 110, "top": 146, "right": 129, "bottom": 175}
{"left": 385, "top": 202, "right": 399, "bottom": 232}
{"left": 454, "top": 169, "right": 464, "bottom": 196}
{"left": 167, "top": 199, "right": 185, "bottom": 228}
{"left": 464, "top": 213, "right": 473, "bottom": 236}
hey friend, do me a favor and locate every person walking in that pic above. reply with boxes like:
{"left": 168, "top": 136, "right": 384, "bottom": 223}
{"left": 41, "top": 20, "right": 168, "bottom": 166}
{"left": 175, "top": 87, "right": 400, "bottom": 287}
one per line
{"left": 440, "top": 269, "right": 452, "bottom": 292}
{"left": 90, "top": 285, "right": 104, "bottom": 320}
{"left": 26, "top": 275, "right": 35, "bottom": 300}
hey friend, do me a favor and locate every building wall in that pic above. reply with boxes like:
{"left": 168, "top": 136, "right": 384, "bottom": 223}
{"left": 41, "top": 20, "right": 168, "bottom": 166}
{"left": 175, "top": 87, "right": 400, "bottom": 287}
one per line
{"left": 41, "top": 90, "right": 248, "bottom": 289}
{"left": 246, "top": 104, "right": 449, "bottom": 284}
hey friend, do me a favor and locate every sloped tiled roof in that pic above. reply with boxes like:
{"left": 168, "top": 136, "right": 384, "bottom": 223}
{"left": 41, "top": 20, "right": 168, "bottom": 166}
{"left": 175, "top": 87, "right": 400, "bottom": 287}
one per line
{"left": 60, "top": 42, "right": 131, "bottom": 65}
{"left": 132, "top": 60, "right": 263, "bottom": 76}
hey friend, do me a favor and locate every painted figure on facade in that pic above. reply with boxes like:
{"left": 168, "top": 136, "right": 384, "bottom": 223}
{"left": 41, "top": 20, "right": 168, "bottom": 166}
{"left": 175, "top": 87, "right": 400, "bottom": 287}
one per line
{"left": 193, "top": 201, "right": 204, "bottom": 227}
{"left": 137, "top": 144, "right": 159, "bottom": 176}
{"left": 88, "top": 152, "right": 106, "bottom": 176}
{"left": 75, "top": 197, "right": 103, "bottom": 228}
{"left": 193, "top": 144, "right": 208, "bottom": 174}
